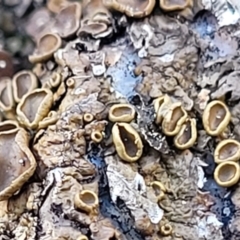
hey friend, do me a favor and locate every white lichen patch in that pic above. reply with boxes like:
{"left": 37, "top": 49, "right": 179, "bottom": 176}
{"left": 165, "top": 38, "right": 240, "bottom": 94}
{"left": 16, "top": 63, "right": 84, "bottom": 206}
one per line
{"left": 202, "top": 0, "right": 240, "bottom": 27}
{"left": 106, "top": 156, "right": 164, "bottom": 224}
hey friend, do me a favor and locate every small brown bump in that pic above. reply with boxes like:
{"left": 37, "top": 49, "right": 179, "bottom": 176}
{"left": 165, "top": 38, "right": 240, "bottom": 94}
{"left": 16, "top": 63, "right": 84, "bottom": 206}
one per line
{"left": 214, "top": 161, "right": 240, "bottom": 187}
{"left": 214, "top": 139, "right": 240, "bottom": 164}
{"left": 112, "top": 122, "right": 143, "bottom": 162}
{"left": 29, "top": 33, "right": 62, "bottom": 64}
{"left": 162, "top": 102, "right": 188, "bottom": 136}
{"left": 91, "top": 131, "right": 103, "bottom": 143}
{"left": 103, "top": 0, "right": 155, "bottom": 18}
{"left": 202, "top": 100, "right": 231, "bottom": 136}
{"left": 12, "top": 70, "right": 38, "bottom": 103}
{"left": 174, "top": 118, "right": 197, "bottom": 150}
{"left": 108, "top": 103, "right": 136, "bottom": 123}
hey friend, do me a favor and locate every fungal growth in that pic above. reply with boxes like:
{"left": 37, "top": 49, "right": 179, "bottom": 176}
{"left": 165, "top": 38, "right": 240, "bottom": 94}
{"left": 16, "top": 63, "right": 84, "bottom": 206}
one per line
{"left": 47, "top": 0, "right": 68, "bottom": 13}
{"left": 159, "top": 0, "right": 192, "bottom": 11}
{"left": 112, "top": 122, "right": 143, "bottom": 162}
{"left": 17, "top": 88, "right": 53, "bottom": 129}
{"left": 0, "top": 77, "right": 15, "bottom": 119}
{"left": 12, "top": 70, "right": 38, "bottom": 103}
{"left": 162, "top": 102, "right": 188, "bottom": 136}
{"left": 153, "top": 94, "right": 172, "bottom": 124}
{"left": 29, "top": 33, "right": 62, "bottom": 63}
{"left": 108, "top": 103, "right": 136, "bottom": 122}
{"left": 0, "top": 128, "right": 37, "bottom": 200}
{"left": 77, "top": 235, "right": 88, "bottom": 240}
{"left": 103, "top": 0, "right": 155, "bottom": 18}
{"left": 214, "top": 139, "right": 240, "bottom": 163}
{"left": 91, "top": 131, "right": 103, "bottom": 143}
{"left": 150, "top": 181, "right": 166, "bottom": 202}
{"left": 202, "top": 100, "right": 231, "bottom": 136}
{"left": 78, "top": 0, "right": 113, "bottom": 39}
{"left": 214, "top": 161, "right": 240, "bottom": 187}
{"left": 160, "top": 223, "right": 173, "bottom": 236}
{"left": 0, "top": 120, "right": 19, "bottom": 132}
{"left": 74, "top": 190, "right": 99, "bottom": 216}
{"left": 174, "top": 118, "right": 197, "bottom": 150}
{"left": 52, "top": 2, "right": 82, "bottom": 38}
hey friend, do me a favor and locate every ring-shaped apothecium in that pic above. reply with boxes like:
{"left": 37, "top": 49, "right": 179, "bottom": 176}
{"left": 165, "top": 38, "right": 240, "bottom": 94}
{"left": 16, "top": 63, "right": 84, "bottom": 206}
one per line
{"left": 214, "top": 139, "right": 240, "bottom": 164}
{"left": 214, "top": 161, "right": 240, "bottom": 187}
{"left": 202, "top": 100, "right": 231, "bottom": 136}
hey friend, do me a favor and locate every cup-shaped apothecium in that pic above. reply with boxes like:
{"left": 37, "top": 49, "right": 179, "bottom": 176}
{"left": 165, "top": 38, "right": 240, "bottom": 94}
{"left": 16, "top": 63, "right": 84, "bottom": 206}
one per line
{"left": 29, "top": 33, "right": 62, "bottom": 63}
{"left": 112, "top": 122, "right": 143, "bottom": 162}
{"left": 159, "top": 0, "right": 192, "bottom": 11}
{"left": 16, "top": 88, "right": 53, "bottom": 129}
{"left": 74, "top": 190, "right": 99, "bottom": 215}
{"left": 53, "top": 2, "right": 82, "bottom": 38}
{"left": 150, "top": 181, "right": 166, "bottom": 202}
{"left": 214, "top": 161, "right": 240, "bottom": 187}
{"left": 174, "top": 118, "right": 197, "bottom": 150}
{"left": 0, "top": 77, "right": 15, "bottom": 119}
{"left": 91, "top": 131, "right": 103, "bottom": 143}
{"left": 202, "top": 100, "right": 231, "bottom": 136}
{"left": 0, "top": 120, "right": 19, "bottom": 133}
{"left": 108, "top": 104, "right": 136, "bottom": 123}
{"left": 0, "top": 128, "right": 37, "bottom": 200}
{"left": 12, "top": 70, "right": 38, "bottom": 103}
{"left": 103, "top": 0, "right": 155, "bottom": 17}
{"left": 153, "top": 94, "right": 172, "bottom": 124}
{"left": 214, "top": 139, "right": 240, "bottom": 164}
{"left": 162, "top": 102, "right": 188, "bottom": 136}
{"left": 160, "top": 223, "right": 173, "bottom": 236}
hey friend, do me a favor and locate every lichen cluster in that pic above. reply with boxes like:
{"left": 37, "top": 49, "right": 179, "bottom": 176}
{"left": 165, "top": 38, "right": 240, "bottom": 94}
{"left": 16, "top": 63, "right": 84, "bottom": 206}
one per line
{"left": 1, "top": 0, "right": 240, "bottom": 239}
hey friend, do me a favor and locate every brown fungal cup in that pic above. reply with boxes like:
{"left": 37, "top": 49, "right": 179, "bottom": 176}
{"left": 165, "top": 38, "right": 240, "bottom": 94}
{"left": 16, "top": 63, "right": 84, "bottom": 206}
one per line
{"left": 0, "top": 128, "right": 37, "bottom": 200}
{"left": 214, "top": 161, "right": 240, "bottom": 187}
{"left": 153, "top": 94, "right": 172, "bottom": 124}
{"left": 112, "top": 122, "right": 143, "bottom": 162}
{"left": 103, "top": 0, "right": 155, "bottom": 18}
{"left": 150, "top": 181, "right": 166, "bottom": 202}
{"left": 0, "top": 77, "right": 15, "bottom": 119}
{"left": 162, "top": 102, "right": 188, "bottom": 136}
{"left": 202, "top": 100, "right": 231, "bottom": 136}
{"left": 0, "top": 120, "right": 19, "bottom": 133}
{"left": 174, "top": 118, "right": 197, "bottom": 150}
{"left": 74, "top": 190, "right": 99, "bottom": 215}
{"left": 16, "top": 88, "right": 53, "bottom": 129}
{"left": 84, "top": 113, "right": 94, "bottom": 123}
{"left": 159, "top": 0, "right": 192, "bottom": 11}
{"left": 214, "top": 139, "right": 240, "bottom": 164}
{"left": 12, "top": 70, "right": 38, "bottom": 103}
{"left": 29, "top": 33, "right": 62, "bottom": 64}
{"left": 160, "top": 223, "right": 173, "bottom": 236}
{"left": 53, "top": 2, "right": 82, "bottom": 38}
{"left": 91, "top": 131, "right": 103, "bottom": 143}
{"left": 108, "top": 103, "right": 136, "bottom": 123}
